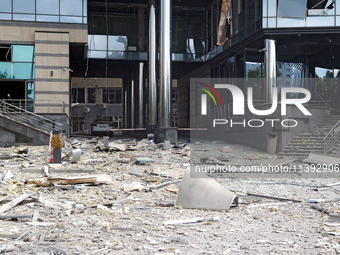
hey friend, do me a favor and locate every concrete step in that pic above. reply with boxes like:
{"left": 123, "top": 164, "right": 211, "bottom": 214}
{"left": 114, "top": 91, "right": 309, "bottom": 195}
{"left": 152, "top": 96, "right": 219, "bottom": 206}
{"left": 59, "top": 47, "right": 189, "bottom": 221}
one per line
{"left": 278, "top": 152, "right": 313, "bottom": 157}
{"left": 0, "top": 115, "right": 50, "bottom": 146}
{"left": 284, "top": 146, "right": 324, "bottom": 151}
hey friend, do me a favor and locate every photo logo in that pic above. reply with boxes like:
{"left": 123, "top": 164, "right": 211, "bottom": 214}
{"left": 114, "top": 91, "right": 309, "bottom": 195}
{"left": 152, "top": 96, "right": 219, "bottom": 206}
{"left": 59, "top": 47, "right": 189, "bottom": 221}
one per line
{"left": 198, "top": 83, "right": 312, "bottom": 128}
{"left": 198, "top": 82, "right": 222, "bottom": 115}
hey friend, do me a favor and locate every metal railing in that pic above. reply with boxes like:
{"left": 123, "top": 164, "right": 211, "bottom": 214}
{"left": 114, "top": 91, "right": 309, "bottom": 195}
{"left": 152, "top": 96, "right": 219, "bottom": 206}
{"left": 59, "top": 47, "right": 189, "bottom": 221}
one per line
{"left": 307, "top": 100, "right": 330, "bottom": 108}
{"left": 0, "top": 100, "right": 63, "bottom": 134}
{"left": 324, "top": 119, "right": 340, "bottom": 153}
{"left": 0, "top": 99, "right": 65, "bottom": 113}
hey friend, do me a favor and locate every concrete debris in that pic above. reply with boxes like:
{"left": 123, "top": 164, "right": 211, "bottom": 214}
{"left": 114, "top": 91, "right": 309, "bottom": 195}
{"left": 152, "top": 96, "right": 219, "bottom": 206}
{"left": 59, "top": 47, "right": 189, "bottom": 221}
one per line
{"left": 163, "top": 139, "right": 171, "bottom": 150}
{"left": 0, "top": 244, "right": 16, "bottom": 253}
{"left": 96, "top": 204, "right": 110, "bottom": 215}
{"left": 122, "top": 182, "right": 144, "bottom": 192}
{"left": 175, "top": 169, "right": 238, "bottom": 210}
{"left": 62, "top": 149, "right": 81, "bottom": 163}
{"left": 116, "top": 158, "right": 131, "bottom": 163}
{"left": 302, "top": 152, "right": 340, "bottom": 165}
{"left": 0, "top": 137, "right": 339, "bottom": 254}
{"left": 221, "top": 145, "right": 232, "bottom": 153}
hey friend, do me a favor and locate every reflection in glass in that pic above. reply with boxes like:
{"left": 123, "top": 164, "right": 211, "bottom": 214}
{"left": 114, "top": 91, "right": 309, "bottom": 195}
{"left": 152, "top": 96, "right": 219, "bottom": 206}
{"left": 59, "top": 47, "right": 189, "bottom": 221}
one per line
{"left": 60, "top": 16, "right": 82, "bottom": 23}
{"left": 263, "top": 0, "right": 267, "bottom": 17}
{"left": 2, "top": 0, "right": 12, "bottom": 12}
{"left": 277, "top": 0, "right": 307, "bottom": 18}
{"left": 108, "top": 36, "right": 127, "bottom": 51}
{"left": 277, "top": 17, "right": 305, "bottom": 27}
{"left": 83, "top": 0, "right": 87, "bottom": 16}
{"left": 306, "top": 16, "right": 334, "bottom": 26}
{"left": 108, "top": 51, "right": 127, "bottom": 59}
{"left": 88, "top": 35, "right": 107, "bottom": 51}
{"left": 13, "top": 63, "right": 34, "bottom": 79}
{"left": 12, "top": 45, "right": 34, "bottom": 62}
{"left": 127, "top": 52, "right": 147, "bottom": 60}
{"left": 88, "top": 50, "right": 107, "bottom": 59}
{"left": 13, "top": 0, "right": 35, "bottom": 13}
{"left": 336, "top": 16, "right": 340, "bottom": 26}
{"left": 263, "top": 18, "right": 267, "bottom": 27}
{"left": 13, "top": 14, "right": 35, "bottom": 21}
{"left": 172, "top": 53, "right": 186, "bottom": 61}
{"left": 268, "top": 0, "right": 277, "bottom": 16}
{"left": 247, "top": 3, "right": 255, "bottom": 24}
{"left": 36, "top": 15, "right": 59, "bottom": 22}
{"left": 0, "top": 13, "right": 12, "bottom": 20}
{"left": 26, "top": 82, "right": 34, "bottom": 112}
{"left": 60, "top": 0, "right": 82, "bottom": 16}
{"left": 255, "top": 0, "right": 261, "bottom": 20}
{"left": 27, "top": 82, "right": 34, "bottom": 100}
{"left": 186, "top": 39, "right": 205, "bottom": 59}
{"left": 268, "top": 17, "right": 276, "bottom": 27}
{"left": 246, "top": 62, "right": 263, "bottom": 100}
{"left": 37, "top": 0, "right": 59, "bottom": 15}
{"left": 0, "top": 62, "right": 11, "bottom": 79}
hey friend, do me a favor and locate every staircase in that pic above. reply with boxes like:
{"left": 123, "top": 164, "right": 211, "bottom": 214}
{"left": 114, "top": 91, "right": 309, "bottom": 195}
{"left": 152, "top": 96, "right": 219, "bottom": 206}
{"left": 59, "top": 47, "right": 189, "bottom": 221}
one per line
{"left": 278, "top": 115, "right": 340, "bottom": 158}
{"left": 0, "top": 100, "right": 63, "bottom": 146}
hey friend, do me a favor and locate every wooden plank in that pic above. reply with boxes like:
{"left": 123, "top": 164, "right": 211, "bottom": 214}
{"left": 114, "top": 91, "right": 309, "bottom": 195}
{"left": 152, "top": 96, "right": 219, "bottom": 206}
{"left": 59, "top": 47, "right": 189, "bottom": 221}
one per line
{"left": 0, "top": 193, "right": 31, "bottom": 214}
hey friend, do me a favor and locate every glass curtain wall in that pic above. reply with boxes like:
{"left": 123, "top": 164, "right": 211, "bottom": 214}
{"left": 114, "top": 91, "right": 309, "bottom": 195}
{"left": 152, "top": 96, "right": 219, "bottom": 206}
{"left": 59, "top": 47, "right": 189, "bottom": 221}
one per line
{"left": 231, "top": 0, "right": 262, "bottom": 45}
{"left": 0, "top": 0, "right": 87, "bottom": 23}
{"left": 88, "top": 4, "right": 207, "bottom": 61}
{"left": 0, "top": 45, "right": 35, "bottom": 80}
{"left": 88, "top": 7, "right": 144, "bottom": 60}
{"left": 263, "top": 0, "right": 339, "bottom": 28}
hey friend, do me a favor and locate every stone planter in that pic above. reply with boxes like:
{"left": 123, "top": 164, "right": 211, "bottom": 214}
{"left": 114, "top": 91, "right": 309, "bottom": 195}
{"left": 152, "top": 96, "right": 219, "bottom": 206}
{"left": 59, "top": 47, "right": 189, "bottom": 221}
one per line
{"left": 52, "top": 149, "right": 62, "bottom": 163}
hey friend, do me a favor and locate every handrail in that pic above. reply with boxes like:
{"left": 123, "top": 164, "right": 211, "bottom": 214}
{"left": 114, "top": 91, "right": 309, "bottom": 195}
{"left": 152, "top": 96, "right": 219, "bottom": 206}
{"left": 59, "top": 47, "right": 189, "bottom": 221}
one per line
{"left": 324, "top": 119, "right": 340, "bottom": 153}
{"left": 0, "top": 99, "right": 65, "bottom": 113}
{"left": 0, "top": 100, "right": 63, "bottom": 134}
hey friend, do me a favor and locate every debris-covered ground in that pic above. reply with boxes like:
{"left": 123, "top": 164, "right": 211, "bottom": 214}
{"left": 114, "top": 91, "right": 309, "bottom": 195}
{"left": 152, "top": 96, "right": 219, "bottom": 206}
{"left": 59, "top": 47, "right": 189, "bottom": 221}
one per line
{"left": 0, "top": 136, "right": 340, "bottom": 255}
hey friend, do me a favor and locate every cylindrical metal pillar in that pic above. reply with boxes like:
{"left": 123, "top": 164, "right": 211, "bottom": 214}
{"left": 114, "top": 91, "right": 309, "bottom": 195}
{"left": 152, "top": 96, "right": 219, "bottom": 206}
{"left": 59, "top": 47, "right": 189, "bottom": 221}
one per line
{"left": 124, "top": 89, "right": 128, "bottom": 128}
{"left": 130, "top": 73, "right": 135, "bottom": 128}
{"left": 159, "top": 0, "right": 172, "bottom": 127}
{"left": 265, "top": 39, "right": 276, "bottom": 104}
{"left": 149, "top": 3, "right": 157, "bottom": 125}
{"left": 138, "top": 62, "right": 144, "bottom": 127}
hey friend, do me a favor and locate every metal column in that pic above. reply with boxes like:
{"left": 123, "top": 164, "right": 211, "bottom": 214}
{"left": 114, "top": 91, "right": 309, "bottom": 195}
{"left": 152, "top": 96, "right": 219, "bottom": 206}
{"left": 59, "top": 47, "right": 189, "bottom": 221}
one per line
{"left": 149, "top": 2, "right": 157, "bottom": 125}
{"left": 138, "top": 62, "right": 144, "bottom": 127}
{"left": 124, "top": 90, "right": 128, "bottom": 128}
{"left": 130, "top": 73, "right": 135, "bottom": 128}
{"left": 265, "top": 39, "right": 276, "bottom": 104}
{"left": 159, "top": 0, "right": 172, "bottom": 127}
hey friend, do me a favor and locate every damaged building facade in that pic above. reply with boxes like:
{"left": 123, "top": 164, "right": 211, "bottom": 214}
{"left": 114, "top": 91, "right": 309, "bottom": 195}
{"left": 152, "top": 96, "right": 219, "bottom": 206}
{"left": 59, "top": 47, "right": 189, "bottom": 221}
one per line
{"left": 0, "top": 0, "right": 339, "bottom": 149}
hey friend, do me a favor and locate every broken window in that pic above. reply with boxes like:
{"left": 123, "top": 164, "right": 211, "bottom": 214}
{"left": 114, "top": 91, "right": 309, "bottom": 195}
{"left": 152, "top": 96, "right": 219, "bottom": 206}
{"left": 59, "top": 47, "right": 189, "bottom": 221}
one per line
{"left": 307, "top": 0, "right": 335, "bottom": 15}
{"left": 72, "top": 88, "right": 85, "bottom": 103}
{"left": 102, "top": 88, "right": 122, "bottom": 104}
{"left": 88, "top": 88, "right": 96, "bottom": 103}
{"left": 172, "top": 89, "right": 177, "bottom": 104}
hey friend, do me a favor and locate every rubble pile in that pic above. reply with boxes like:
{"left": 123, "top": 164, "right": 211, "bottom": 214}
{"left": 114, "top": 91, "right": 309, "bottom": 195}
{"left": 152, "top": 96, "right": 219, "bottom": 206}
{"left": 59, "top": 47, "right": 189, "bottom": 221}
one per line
{"left": 0, "top": 137, "right": 339, "bottom": 254}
